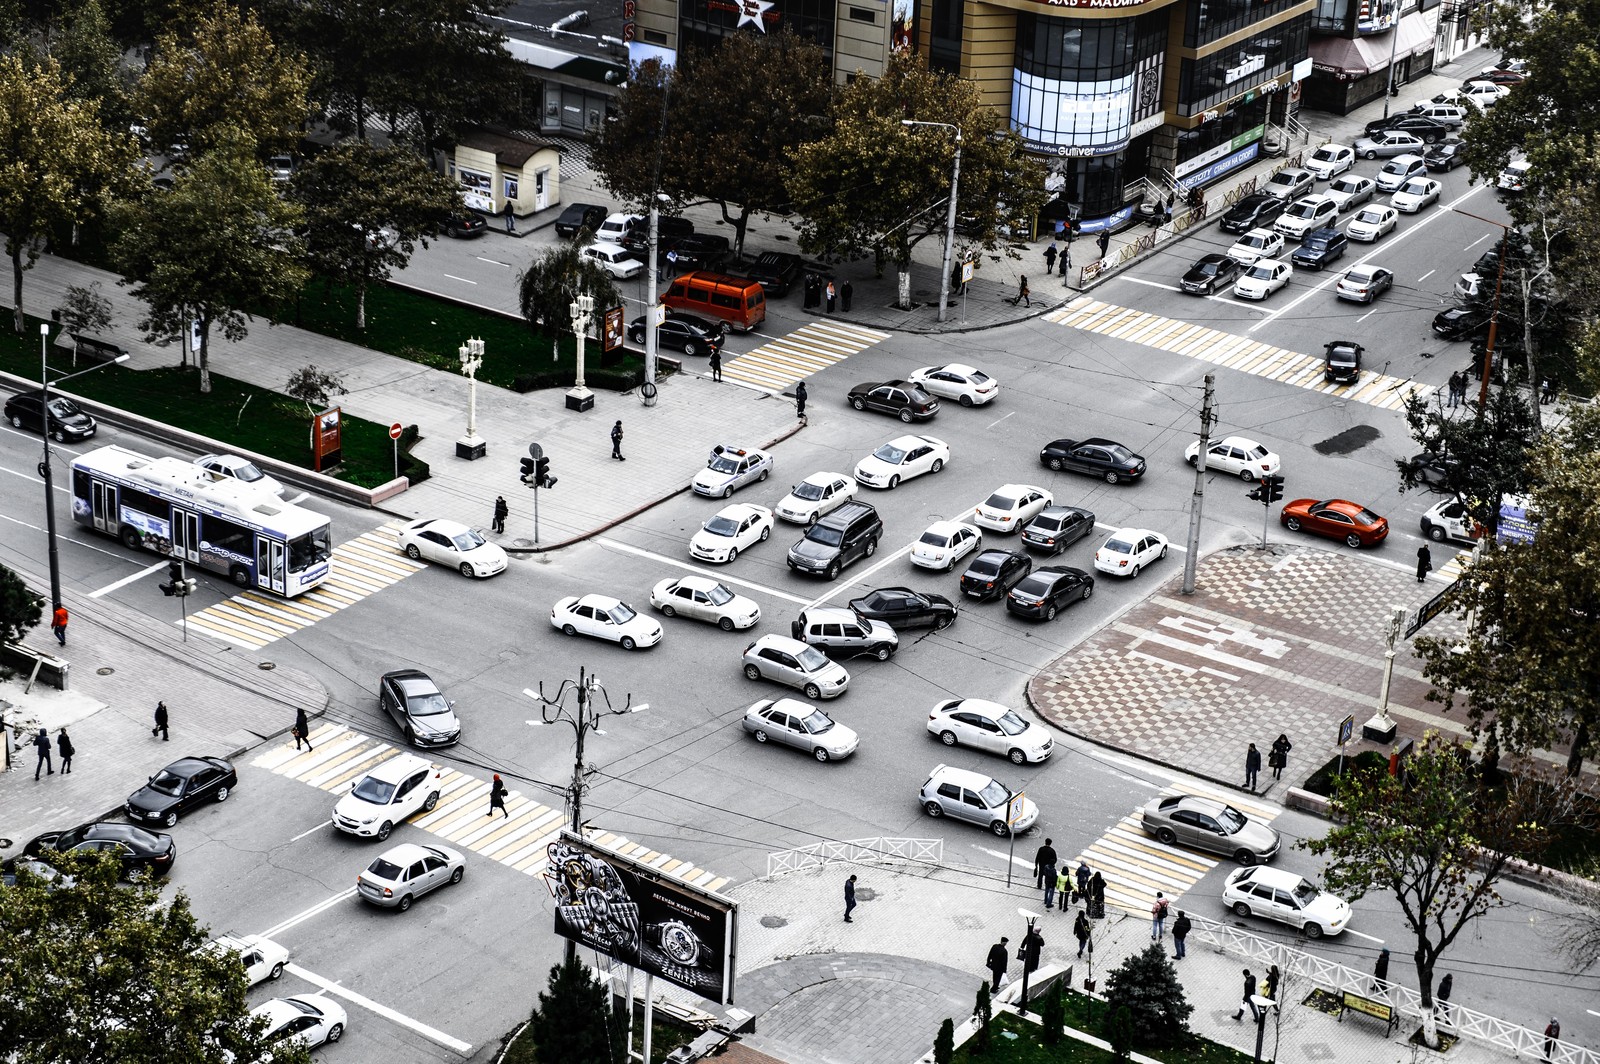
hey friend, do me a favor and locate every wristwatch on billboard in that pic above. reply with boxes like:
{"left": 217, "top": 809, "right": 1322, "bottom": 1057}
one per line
{"left": 643, "top": 919, "right": 718, "bottom": 991}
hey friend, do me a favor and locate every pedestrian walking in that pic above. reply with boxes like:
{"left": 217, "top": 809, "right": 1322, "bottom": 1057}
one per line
{"left": 708, "top": 348, "right": 722, "bottom": 382}
{"left": 1373, "top": 947, "right": 1390, "bottom": 993}
{"left": 841, "top": 281, "right": 853, "bottom": 313}
{"left": 1054, "top": 866, "right": 1071, "bottom": 913}
{"left": 1544, "top": 1017, "right": 1560, "bottom": 1060}
{"left": 1447, "top": 370, "right": 1464, "bottom": 408}
{"left": 1264, "top": 964, "right": 1280, "bottom": 1000}
{"left": 610, "top": 420, "right": 625, "bottom": 461}
{"left": 293, "top": 707, "right": 314, "bottom": 752}
{"left": 503, "top": 201, "right": 516, "bottom": 233}
{"left": 488, "top": 773, "right": 509, "bottom": 818}
{"left": 986, "top": 937, "right": 1010, "bottom": 990}
{"left": 51, "top": 602, "right": 68, "bottom": 646}
{"left": 1060, "top": 248, "right": 1071, "bottom": 279}
{"left": 57, "top": 727, "right": 74, "bottom": 773}
{"left": 1232, "top": 968, "right": 1258, "bottom": 1021}
{"left": 1151, "top": 891, "right": 1169, "bottom": 939}
{"left": 1269, "top": 733, "right": 1291, "bottom": 780}
{"left": 1018, "top": 276, "right": 1031, "bottom": 307}
{"left": 492, "top": 495, "right": 509, "bottom": 534}
{"left": 825, "top": 279, "right": 837, "bottom": 313}
{"left": 34, "top": 728, "right": 52, "bottom": 779}
{"left": 844, "top": 873, "right": 857, "bottom": 922}
{"left": 1073, "top": 908, "right": 1092, "bottom": 958}
{"left": 152, "top": 700, "right": 169, "bottom": 741}
{"left": 1075, "top": 860, "right": 1090, "bottom": 902}
{"left": 1097, "top": 230, "right": 1111, "bottom": 260}
{"left": 1171, "top": 910, "right": 1191, "bottom": 959}
{"left": 1044, "top": 242, "right": 1058, "bottom": 274}
{"left": 1035, "top": 838, "right": 1058, "bottom": 909}
{"left": 1417, "top": 544, "right": 1433, "bottom": 583}
{"left": 1089, "top": 870, "right": 1105, "bottom": 919}
{"left": 1435, "top": 973, "right": 1453, "bottom": 1020}
{"left": 1541, "top": 376, "right": 1558, "bottom": 404}
{"left": 1021, "top": 925, "right": 1044, "bottom": 977}
{"left": 1245, "top": 742, "right": 1262, "bottom": 791}
{"left": 794, "top": 381, "right": 808, "bottom": 421}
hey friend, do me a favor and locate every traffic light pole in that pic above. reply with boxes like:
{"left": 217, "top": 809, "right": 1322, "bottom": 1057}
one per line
{"left": 1182, "top": 374, "right": 1215, "bottom": 595}
{"left": 533, "top": 481, "right": 540, "bottom": 545}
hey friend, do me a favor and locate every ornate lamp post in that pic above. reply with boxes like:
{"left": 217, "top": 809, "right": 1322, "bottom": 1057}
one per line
{"left": 455, "top": 337, "right": 485, "bottom": 459}
{"left": 900, "top": 119, "right": 963, "bottom": 324}
{"left": 567, "top": 293, "right": 595, "bottom": 412}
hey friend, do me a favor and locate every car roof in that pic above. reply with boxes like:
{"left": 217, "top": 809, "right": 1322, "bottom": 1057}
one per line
{"left": 927, "top": 763, "right": 1003, "bottom": 790}
{"left": 887, "top": 434, "right": 937, "bottom": 448}
{"left": 81, "top": 821, "right": 162, "bottom": 843}
{"left": 1106, "top": 526, "right": 1158, "bottom": 538}
{"left": 937, "top": 697, "right": 1010, "bottom": 719}
{"left": 923, "top": 519, "right": 969, "bottom": 534}
{"left": 751, "top": 633, "right": 808, "bottom": 653}
{"left": 586, "top": 240, "right": 631, "bottom": 255}
{"left": 408, "top": 517, "right": 470, "bottom": 536}
{"left": 989, "top": 483, "right": 1040, "bottom": 498}
{"left": 389, "top": 671, "right": 440, "bottom": 694}
{"left": 801, "top": 606, "right": 862, "bottom": 623}
{"left": 360, "top": 752, "right": 435, "bottom": 783}
{"left": 161, "top": 756, "right": 226, "bottom": 775}
{"left": 799, "top": 470, "right": 848, "bottom": 485}
{"left": 670, "top": 574, "right": 722, "bottom": 592}
{"left": 716, "top": 503, "right": 769, "bottom": 521}
{"left": 1159, "top": 793, "right": 1232, "bottom": 816}
{"left": 1235, "top": 865, "right": 1304, "bottom": 887}
{"left": 574, "top": 593, "right": 625, "bottom": 609}
{"left": 372, "top": 841, "right": 444, "bottom": 865}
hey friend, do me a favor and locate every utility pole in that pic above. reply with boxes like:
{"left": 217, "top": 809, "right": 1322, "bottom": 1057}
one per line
{"left": 1182, "top": 374, "right": 1215, "bottom": 595}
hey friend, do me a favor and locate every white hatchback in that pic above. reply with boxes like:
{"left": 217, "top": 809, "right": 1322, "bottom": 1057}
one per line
{"left": 1226, "top": 228, "right": 1283, "bottom": 266}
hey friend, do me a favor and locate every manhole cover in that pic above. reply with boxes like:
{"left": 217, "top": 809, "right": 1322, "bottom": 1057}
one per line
{"left": 760, "top": 915, "right": 789, "bottom": 929}
{"left": 96, "top": 667, "right": 115, "bottom": 676}
{"left": 258, "top": 662, "right": 277, "bottom": 671}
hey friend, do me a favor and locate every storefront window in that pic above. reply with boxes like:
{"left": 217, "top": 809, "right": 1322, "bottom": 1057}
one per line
{"left": 504, "top": 176, "right": 520, "bottom": 200}
{"left": 459, "top": 169, "right": 491, "bottom": 194}
{"left": 1177, "top": 15, "right": 1308, "bottom": 114}
{"left": 1187, "top": 0, "right": 1307, "bottom": 47}
{"left": 1012, "top": 12, "right": 1166, "bottom": 155}
{"left": 1174, "top": 96, "right": 1268, "bottom": 169}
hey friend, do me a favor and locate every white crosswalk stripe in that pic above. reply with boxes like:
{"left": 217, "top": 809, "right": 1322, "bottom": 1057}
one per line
{"left": 722, "top": 320, "right": 891, "bottom": 392}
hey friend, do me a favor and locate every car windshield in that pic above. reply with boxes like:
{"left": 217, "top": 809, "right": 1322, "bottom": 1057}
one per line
{"left": 147, "top": 769, "right": 186, "bottom": 796}
{"left": 366, "top": 858, "right": 404, "bottom": 880}
{"left": 1291, "top": 879, "right": 1320, "bottom": 905}
{"left": 1313, "top": 148, "right": 1338, "bottom": 162}
{"left": 451, "top": 530, "right": 486, "bottom": 552}
{"left": 984, "top": 493, "right": 1017, "bottom": 510}
{"left": 919, "top": 531, "right": 951, "bottom": 547}
{"left": 1106, "top": 538, "right": 1135, "bottom": 554}
{"left": 1247, "top": 264, "right": 1276, "bottom": 280}
{"left": 796, "top": 645, "right": 830, "bottom": 671}
{"left": 289, "top": 529, "right": 332, "bottom": 568}
{"left": 1195, "top": 260, "right": 1223, "bottom": 274}
{"left": 800, "top": 710, "right": 834, "bottom": 734}
{"left": 1014, "top": 575, "right": 1053, "bottom": 596}
{"left": 1218, "top": 806, "right": 1248, "bottom": 833}
{"left": 1401, "top": 181, "right": 1428, "bottom": 194}
{"left": 405, "top": 691, "right": 450, "bottom": 717}
{"left": 1355, "top": 210, "right": 1383, "bottom": 223}
{"left": 705, "top": 516, "right": 739, "bottom": 536}
{"left": 806, "top": 525, "right": 843, "bottom": 547}
{"left": 705, "top": 584, "right": 734, "bottom": 606}
{"left": 606, "top": 603, "right": 637, "bottom": 624}
{"left": 48, "top": 398, "right": 83, "bottom": 418}
{"left": 997, "top": 710, "right": 1030, "bottom": 736}
{"left": 230, "top": 461, "right": 266, "bottom": 482}
{"left": 975, "top": 779, "right": 1010, "bottom": 808}
{"left": 708, "top": 455, "right": 740, "bottom": 474}
{"left": 793, "top": 481, "right": 826, "bottom": 501}
{"left": 352, "top": 776, "right": 397, "bottom": 804}
{"left": 873, "top": 443, "right": 907, "bottom": 464}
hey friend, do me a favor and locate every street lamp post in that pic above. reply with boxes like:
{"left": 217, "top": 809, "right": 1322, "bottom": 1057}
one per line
{"left": 900, "top": 120, "right": 963, "bottom": 325}
{"left": 455, "top": 337, "right": 486, "bottom": 460}
{"left": 566, "top": 293, "right": 595, "bottom": 412}
{"left": 525, "top": 668, "right": 647, "bottom": 964}
{"left": 1016, "top": 908, "right": 1042, "bottom": 1016}
{"left": 37, "top": 321, "right": 129, "bottom": 614}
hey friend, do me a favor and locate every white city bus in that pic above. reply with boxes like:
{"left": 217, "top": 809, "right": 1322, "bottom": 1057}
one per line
{"left": 70, "top": 444, "right": 333, "bottom": 597}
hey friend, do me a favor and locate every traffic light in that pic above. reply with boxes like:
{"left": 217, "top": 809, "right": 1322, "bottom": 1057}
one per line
{"left": 519, "top": 457, "right": 538, "bottom": 484}
{"left": 1265, "top": 474, "right": 1285, "bottom": 503}
{"left": 535, "top": 456, "right": 550, "bottom": 488}
{"left": 159, "top": 560, "right": 183, "bottom": 597}
{"left": 1247, "top": 486, "right": 1265, "bottom": 503}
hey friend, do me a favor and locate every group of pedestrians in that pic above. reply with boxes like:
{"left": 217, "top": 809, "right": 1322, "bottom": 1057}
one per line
{"left": 1446, "top": 370, "right": 1470, "bottom": 408}
{"left": 1030, "top": 843, "right": 1107, "bottom": 920}
{"left": 1244, "top": 733, "right": 1293, "bottom": 791}
{"left": 801, "top": 275, "right": 851, "bottom": 314}
{"left": 31, "top": 727, "right": 73, "bottom": 779}
{"left": 1232, "top": 964, "right": 1282, "bottom": 1021}
{"left": 985, "top": 924, "right": 1046, "bottom": 991}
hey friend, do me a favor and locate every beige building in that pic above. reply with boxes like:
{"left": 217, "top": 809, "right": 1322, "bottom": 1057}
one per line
{"left": 448, "top": 126, "right": 565, "bottom": 221}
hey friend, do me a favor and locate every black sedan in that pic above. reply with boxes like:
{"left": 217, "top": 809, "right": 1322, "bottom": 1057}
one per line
{"left": 1403, "top": 450, "right": 1460, "bottom": 490}
{"left": 671, "top": 233, "right": 731, "bottom": 271}
{"left": 1180, "top": 254, "right": 1242, "bottom": 295}
{"left": 627, "top": 312, "right": 725, "bottom": 357}
{"left": 1020, "top": 505, "right": 1096, "bottom": 554}
{"left": 1432, "top": 306, "right": 1492, "bottom": 341}
{"left": 380, "top": 669, "right": 462, "bottom": 748}
{"left": 25, "top": 821, "right": 177, "bottom": 878}
{"left": 1219, "top": 193, "right": 1287, "bottom": 235}
{"left": 847, "top": 587, "right": 956, "bottom": 629}
{"left": 1038, "top": 437, "right": 1146, "bottom": 484}
{"left": 847, "top": 380, "right": 940, "bottom": 422}
{"left": 4, "top": 390, "right": 98, "bottom": 441}
{"left": 959, "top": 550, "right": 1031, "bottom": 602}
{"left": 126, "top": 756, "right": 237, "bottom": 828}
{"left": 1290, "top": 228, "right": 1347, "bottom": 270}
{"left": 1006, "top": 566, "right": 1094, "bottom": 621}
{"left": 443, "top": 212, "right": 487, "bottom": 238}
{"left": 553, "top": 202, "right": 607, "bottom": 239}
{"left": 1424, "top": 143, "right": 1467, "bottom": 172}
{"left": 1362, "top": 113, "right": 1449, "bottom": 142}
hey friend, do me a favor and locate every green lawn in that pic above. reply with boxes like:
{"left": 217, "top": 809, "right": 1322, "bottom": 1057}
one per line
{"left": 499, "top": 1015, "right": 688, "bottom": 1064}
{"left": 955, "top": 996, "right": 1256, "bottom": 1064}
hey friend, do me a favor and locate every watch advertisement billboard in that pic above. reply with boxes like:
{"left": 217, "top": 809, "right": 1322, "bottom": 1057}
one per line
{"left": 545, "top": 832, "right": 738, "bottom": 1004}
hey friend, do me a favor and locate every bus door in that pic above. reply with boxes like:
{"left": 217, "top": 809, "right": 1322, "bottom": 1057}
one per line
{"left": 255, "top": 537, "right": 286, "bottom": 595}
{"left": 171, "top": 508, "right": 201, "bottom": 564}
{"left": 90, "top": 481, "right": 118, "bottom": 535}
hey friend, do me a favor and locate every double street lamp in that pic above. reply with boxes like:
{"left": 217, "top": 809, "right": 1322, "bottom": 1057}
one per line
{"left": 900, "top": 119, "right": 963, "bottom": 325}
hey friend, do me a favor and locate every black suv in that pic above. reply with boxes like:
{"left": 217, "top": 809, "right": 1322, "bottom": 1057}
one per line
{"left": 1220, "top": 193, "right": 1288, "bottom": 235}
{"left": 620, "top": 215, "right": 694, "bottom": 257}
{"left": 787, "top": 502, "right": 883, "bottom": 580}
{"left": 1290, "top": 228, "right": 1348, "bottom": 270}
{"left": 1431, "top": 306, "right": 1492, "bottom": 341}
{"left": 747, "top": 252, "right": 804, "bottom": 296}
{"left": 553, "top": 203, "right": 607, "bottom": 240}
{"left": 669, "top": 233, "right": 731, "bottom": 271}
{"left": 4, "top": 390, "right": 98, "bottom": 441}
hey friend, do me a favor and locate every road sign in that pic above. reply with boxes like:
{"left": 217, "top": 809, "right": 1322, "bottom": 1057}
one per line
{"left": 389, "top": 422, "right": 402, "bottom": 440}
{"left": 1007, "top": 791, "right": 1028, "bottom": 826}
{"left": 1338, "top": 713, "right": 1355, "bottom": 747}
{"left": 528, "top": 442, "right": 543, "bottom": 460}
{"left": 961, "top": 261, "right": 975, "bottom": 283}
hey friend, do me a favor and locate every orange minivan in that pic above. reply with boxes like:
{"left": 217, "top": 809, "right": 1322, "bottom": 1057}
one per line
{"left": 661, "top": 271, "right": 766, "bottom": 333}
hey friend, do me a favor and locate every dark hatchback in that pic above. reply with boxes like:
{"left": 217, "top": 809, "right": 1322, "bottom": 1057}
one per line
{"left": 848, "top": 380, "right": 940, "bottom": 422}
{"left": 669, "top": 233, "right": 732, "bottom": 271}
{"left": 848, "top": 587, "right": 956, "bottom": 629}
{"left": 1219, "top": 193, "right": 1288, "bottom": 235}
{"left": 553, "top": 202, "right": 607, "bottom": 239}
{"left": 1424, "top": 143, "right": 1467, "bottom": 172}
{"left": 1180, "top": 254, "right": 1243, "bottom": 295}
{"left": 1290, "top": 228, "right": 1348, "bottom": 270}
{"left": 1038, "top": 437, "right": 1146, "bottom": 484}
{"left": 1021, "top": 505, "right": 1096, "bottom": 554}
{"left": 1432, "top": 306, "right": 1492, "bottom": 341}
{"left": 126, "top": 756, "right": 238, "bottom": 828}
{"left": 959, "top": 550, "right": 1031, "bottom": 602}
{"left": 626, "top": 312, "right": 725, "bottom": 357}
{"left": 4, "top": 390, "right": 98, "bottom": 441}
{"left": 26, "top": 821, "right": 176, "bottom": 878}
{"left": 1006, "top": 565, "right": 1094, "bottom": 621}
{"left": 747, "top": 252, "right": 804, "bottom": 296}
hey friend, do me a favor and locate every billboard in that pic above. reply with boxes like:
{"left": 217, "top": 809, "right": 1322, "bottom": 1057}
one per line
{"left": 545, "top": 833, "right": 737, "bottom": 1004}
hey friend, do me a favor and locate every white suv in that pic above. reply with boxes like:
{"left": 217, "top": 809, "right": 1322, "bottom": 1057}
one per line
{"left": 332, "top": 754, "right": 443, "bottom": 841}
{"left": 1273, "top": 195, "right": 1340, "bottom": 241}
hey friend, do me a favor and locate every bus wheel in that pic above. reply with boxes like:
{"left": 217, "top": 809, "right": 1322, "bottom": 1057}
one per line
{"left": 119, "top": 526, "right": 142, "bottom": 550}
{"left": 230, "top": 566, "right": 251, "bottom": 588}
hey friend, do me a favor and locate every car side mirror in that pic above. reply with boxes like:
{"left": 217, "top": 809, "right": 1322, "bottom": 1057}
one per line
{"left": 149, "top": 775, "right": 156, "bottom": 782}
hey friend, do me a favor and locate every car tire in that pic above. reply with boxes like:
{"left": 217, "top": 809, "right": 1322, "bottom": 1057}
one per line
{"left": 1233, "top": 901, "right": 1253, "bottom": 918}
{"left": 753, "top": 729, "right": 772, "bottom": 745}
{"left": 802, "top": 682, "right": 822, "bottom": 700}
{"left": 450, "top": 866, "right": 464, "bottom": 885}
{"left": 684, "top": 342, "right": 697, "bottom": 357}
{"left": 1082, "top": 583, "right": 1093, "bottom": 600}
{"left": 1045, "top": 606, "right": 1058, "bottom": 621}
{"left": 989, "top": 820, "right": 1010, "bottom": 837}
{"left": 759, "top": 526, "right": 770, "bottom": 542}
{"left": 925, "top": 800, "right": 944, "bottom": 818}
{"left": 813, "top": 747, "right": 830, "bottom": 762}
{"left": 1345, "top": 533, "right": 1363, "bottom": 549}
{"left": 327, "top": 1023, "right": 344, "bottom": 1044}
{"left": 660, "top": 604, "right": 677, "bottom": 617}
{"left": 405, "top": 544, "right": 422, "bottom": 560}
{"left": 1131, "top": 564, "right": 1142, "bottom": 578}
{"left": 424, "top": 792, "right": 439, "bottom": 812}
{"left": 864, "top": 539, "right": 877, "bottom": 558}
{"left": 6, "top": 415, "right": 19, "bottom": 429}
{"left": 1103, "top": 471, "right": 1121, "bottom": 484}
{"left": 931, "top": 459, "right": 944, "bottom": 473}
{"left": 1285, "top": 517, "right": 1302, "bottom": 532}
{"left": 377, "top": 821, "right": 393, "bottom": 841}
{"left": 899, "top": 409, "right": 913, "bottom": 423}
{"left": 269, "top": 962, "right": 284, "bottom": 980}
{"left": 851, "top": 397, "right": 866, "bottom": 411}
{"left": 163, "top": 811, "right": 179, "bottom": 828}
{"left": 1363, "top": 150, "right": 1377, "bottom": 159}
{"left": 629, "top": 329, "right": 644, "bottom": 344}
{"left": 230, "top": 565, "right": 251, "bottom": 588}
{"left": 725, "top": 548, "right": 739, "bottom": 564}
{"left": 459, "top": 562, "right": 475, "bottom": 578}
{"left": 1047, "top": 457, "right": 1065, "bottom": 471}
{"left": 744, "top": 664, "right": 762, "bottom": 681}
{"left": 52, "top": 428, "right": 67, "bottom": 443}
{"left": 1304, "top": 923, "right": 1325, "bottom": 939}
{"left": 621, "top": 636, "right": 638, "bottom": 651}
{"left": 935, "top": 612, "right": 953, "bottom": 630}
{"left": 1235, "top": 849, "right": 1259, "bottom": 866}
{"left": 887, "top": 475, "right": 900, "bottom": 489}
{"left": 1008, "top": 748, "right": 1027, "bottom": 765}
{"left": 1239, "top": 468, "right": 1256, "bottom": 482}
{"left": 719, "top": 617, "right": 740, "bottom": 633}
{"left": 396, "top": 895, "right": 413, "bottom": 913}
{"left": 1427, "top": 526, "right": 1446, "bottom": 542}
{"left": 825, "top": 562, "right": 840, "bottom": 580}
{"left": 872, "top": 644, "right": 892, "bottom": 661}
{"left": 1157, "top": 827, "right": 1178, "bottom": 844}
{"left": 1186, "top": 454, "right": 1198, "bottom": 467}
{"left": 562, "top": 623, "right": 577, "bottom": 636}
{"left": 722, "top": 485, "right": 734, "bottom": 499}
{"left": 215, "top": 786, "right": 230, "bottom": 803}
{"left": 959, "top": 394, "right": 974, "bottom": 407}
{"left": 1159, "top": 545, "right": 1168, "bottom": 559}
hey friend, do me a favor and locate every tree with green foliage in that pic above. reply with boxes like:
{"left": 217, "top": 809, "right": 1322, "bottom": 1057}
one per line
{"left": 592, "top": 31, "right": 834, "bottom": 257}
{"left": 290, "top": 141, "right": 461, "bottom": 330}
{"left": 971, "top": 981, "right": 994, "bottom": 1053}
{"left": 112, "top": 129, "right": 307, "bottom": 393}
{"left": 1104, "top": 1005, "right": 1133, "bottom": 1063}
{"left": 58, "top": 282, "right": 115, "bottom": 343}
{"left": 786, "top": 51, "right": 1049, "bottom": 308}
{"left": 932, "top": 1017, "right": 955, "bottom": 1064}
{"left": 137, "top": 4, "right": 313, "bottom": 162}
{"left": 47, "top": 0, "right": 134, "bottom": 133}
{"left": 1413, "top": 409, "right": 1600, "bottom": 776}
{"left": 516, "top": 241, "right": 622, "bottom": 341}
{"left": 0, "top": 53, "right": 139, "bottom": 334}
{"left": 1038, "top": 982, "right": 1065, "bottom": 1046}
{"left": 1396, "top": 380, "right": 1537, "bottom": 538}
{"left": 1100, "top": 943, "right": 1192, "bottom": 1049}
{"left": 525, "top": 955, "right": 626, "bottom": 1064}
{"left": 0, "top": 850, "right": 313, "bottom": 1064}
{"left": 0, "top": 563, "right": 43, "bottom": 645}
{"left": 1303, "top": 733, "right": 1582, "bottom": 1048}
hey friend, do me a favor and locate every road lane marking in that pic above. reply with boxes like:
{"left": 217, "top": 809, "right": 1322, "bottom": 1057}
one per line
{"left": 443, "top": 273, "right": 477, "bottom": 285}
{"left": 596, "top": 537, "right": 811, "bottom": 606}
{"left": 259, "top": 888, "right": 358, "bottom": 939}
{"left": 284, "top": 963, "right": 474, "bottom": 1056}
{"left": 476, "top": 256, "right": 513, "bottom": 267}
{"left": 1418, "top": 269, "right": 1435, "bottom": 282}
{"left": 985, "top": 410, "right": 1016, "bottom": 430}
{"left": 1464, "top": 233, "right": 1490, "bottom": 250}
{"left": 88, "top": 560, "right": 168, "bottom": 598}
{"left": 289, "top": 820, "right": 333, "bottom": 842}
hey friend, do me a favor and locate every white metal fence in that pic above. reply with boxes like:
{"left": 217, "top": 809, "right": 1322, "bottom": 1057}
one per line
{"left": 765, "top": 837, "right": 943, "bottom": 879}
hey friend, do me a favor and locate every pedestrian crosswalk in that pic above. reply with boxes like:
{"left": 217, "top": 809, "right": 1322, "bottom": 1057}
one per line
{"left": 721, "top": 320, "right": 892, "bottom": 392}
{"left": 1069, "top": 782, "right": 1281, "bottom": 917}
{"left": 181, "top": 523, "right": 425, "bottom": 649}
{"left": 1046, "top": 298, "right": 1432, "bottom": 411}
{"left": 252, "top": 724, "right": 732, "bottom": 890}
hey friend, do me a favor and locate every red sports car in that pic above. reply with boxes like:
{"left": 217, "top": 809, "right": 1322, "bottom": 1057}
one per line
{"left": 1279, "top": 499, "right": 1389, "bottom": 548}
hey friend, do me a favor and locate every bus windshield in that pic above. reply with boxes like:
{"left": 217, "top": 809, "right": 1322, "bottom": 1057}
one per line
{"left": 288, "top": 528, "right": 331, "bottom": 570}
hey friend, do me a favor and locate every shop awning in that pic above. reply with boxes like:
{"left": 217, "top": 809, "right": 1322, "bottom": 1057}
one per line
{"left": 1309, "top": 34, "right": 1392, "bottom": 76}
{"left": 1394, "top": 12, "right": 1437, "bottom": 57}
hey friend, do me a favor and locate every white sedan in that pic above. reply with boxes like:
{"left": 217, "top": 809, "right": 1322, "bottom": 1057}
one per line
{"left": 774, "top": 471, "right": 856, "bottom": 524}
{"left": 854, "top": 434, "right": 950, "bottom": 489}
{"left": 973, "top": 484, "right": 1052, "bottom": 533}
{"left": 907, "top": 364, "right": 1000, "bottom": 407}
{"left": 1233, "top": 259, "right": 1291, "bottom": 301}
{"left": 927, "top": 698, "right": 1054, "bottom": 764}
{"left": 1184, "top": 436, "right": 1281, "bottom": 481}
{"left": 691, "top": 444, "right": 773, "bottom": 499}
{"left": 1094, "top": 527, "right": 1169, "bottom": 578}
{"left": 251, "top": 994, "right": 346, "bottom": 1052}
{"left": 1226, "top": 228, "right": 1283, "bottom": 266}
{"left": 551, "top": 594, "right": 663, "bottom": 650}
{"left": 1458, "top": 79, "right": 1509, "bottom": 107}
{"left": 649, "top": 575, "right": 760, "bottom": 630}
{"left": 208, "top": 934, "right": 289, "bottom": 985}
{"left": 689, "top": 502, "right": 773, "bottom": 563}
{"left": 1390, "top": 177, "right": 1441, "bottom": 213}
{"left": 397, "top": 518, "right": 508, "bottom": 579}
{"left": 1345, "top": 205, "right": 1398, "bottom": 242}
{"left": 194, "top": 453, "right": 284, "bottom": 496}
{"left": 910, "top": 520, "right": 983, "bottom": 571}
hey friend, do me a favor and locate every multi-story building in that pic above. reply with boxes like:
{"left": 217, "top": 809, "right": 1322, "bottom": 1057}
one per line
{"left": 1303, "top": 0, "right": 1441, "bottom": 114}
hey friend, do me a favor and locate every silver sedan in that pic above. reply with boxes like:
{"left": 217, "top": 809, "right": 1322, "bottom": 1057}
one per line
{"left": 356, "top": 842, "right": 465, "bottom": 911}
{"left": 741, "top": 698, "right": 859, "bottom": 761}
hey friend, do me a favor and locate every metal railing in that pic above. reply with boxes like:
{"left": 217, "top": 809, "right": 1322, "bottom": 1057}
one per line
{"left": 765, "top": 837, "right": 943, "bottom": 879}
{"left": 1191, "top": 913, "right": 1597, "bottom": 1064}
